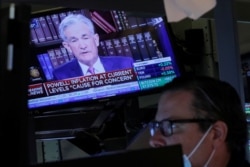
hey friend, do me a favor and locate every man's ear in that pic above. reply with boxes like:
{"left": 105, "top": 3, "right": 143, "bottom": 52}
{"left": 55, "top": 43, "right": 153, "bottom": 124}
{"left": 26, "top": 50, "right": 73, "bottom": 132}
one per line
{"left": 62, "top": 41, "right": 72, "bottom": 53}
{"left": 94, "top": 33, "right": 99, "bottom": 47}
{"left": 211, "top": 121, "right": 228, "bottom": 148}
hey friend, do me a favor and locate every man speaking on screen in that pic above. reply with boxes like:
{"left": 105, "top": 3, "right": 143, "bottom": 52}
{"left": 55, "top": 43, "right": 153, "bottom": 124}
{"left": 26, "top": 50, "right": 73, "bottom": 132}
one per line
{"left": 53, "top": 14, "right": 134, "bottom": 80}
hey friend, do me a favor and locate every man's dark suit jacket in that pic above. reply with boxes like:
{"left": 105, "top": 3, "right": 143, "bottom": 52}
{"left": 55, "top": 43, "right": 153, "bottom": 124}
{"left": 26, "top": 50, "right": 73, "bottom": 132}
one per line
{"left": 53, "top": 56, "right": 134, "bottom": 80}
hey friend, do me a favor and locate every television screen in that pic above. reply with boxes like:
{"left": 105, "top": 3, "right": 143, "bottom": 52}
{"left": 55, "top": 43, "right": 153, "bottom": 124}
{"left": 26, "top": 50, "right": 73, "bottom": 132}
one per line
{"left": 28, "top": 8, "right": 182, "bottom": 112}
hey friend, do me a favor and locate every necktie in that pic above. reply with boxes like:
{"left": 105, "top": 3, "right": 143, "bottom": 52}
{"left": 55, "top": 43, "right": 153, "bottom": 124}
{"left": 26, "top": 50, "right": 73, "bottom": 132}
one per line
{"left": 87, "top": 67, "right": 95, "bottom": 75}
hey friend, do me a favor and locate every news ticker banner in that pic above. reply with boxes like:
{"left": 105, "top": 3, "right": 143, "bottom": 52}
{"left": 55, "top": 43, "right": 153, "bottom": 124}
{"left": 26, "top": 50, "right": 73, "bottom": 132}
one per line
{"left": 28, "top": 68, "right": 136, "bottom": 98}
{"left": 28, "top": 81, "right": 140, "bottom": 109}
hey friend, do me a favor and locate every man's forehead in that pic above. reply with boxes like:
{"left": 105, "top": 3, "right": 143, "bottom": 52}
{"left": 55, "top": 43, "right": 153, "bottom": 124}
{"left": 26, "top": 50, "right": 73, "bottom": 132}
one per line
{"left": 156, "top": 91, "right": 194, "bottom": 120}
{"left": 160, "top": 90, "right": 193, "bottom": 102}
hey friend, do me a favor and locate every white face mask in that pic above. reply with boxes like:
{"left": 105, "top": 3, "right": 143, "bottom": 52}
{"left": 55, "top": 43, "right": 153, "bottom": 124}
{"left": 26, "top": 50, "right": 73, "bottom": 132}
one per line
{"left": 182, "top": 126, "right": 215, "bottom": 167}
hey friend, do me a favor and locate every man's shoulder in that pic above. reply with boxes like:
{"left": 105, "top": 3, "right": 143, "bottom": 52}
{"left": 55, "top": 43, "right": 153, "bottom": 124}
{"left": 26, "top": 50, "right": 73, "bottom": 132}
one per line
{"left": 54, "top": 59, "right": 78, "bottom": 72}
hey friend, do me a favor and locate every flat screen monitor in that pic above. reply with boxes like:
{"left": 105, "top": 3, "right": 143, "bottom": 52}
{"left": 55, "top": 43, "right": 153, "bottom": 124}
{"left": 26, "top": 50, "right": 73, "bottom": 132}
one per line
{"left": 28, "top": 8, "right": 182, "bottom": 112}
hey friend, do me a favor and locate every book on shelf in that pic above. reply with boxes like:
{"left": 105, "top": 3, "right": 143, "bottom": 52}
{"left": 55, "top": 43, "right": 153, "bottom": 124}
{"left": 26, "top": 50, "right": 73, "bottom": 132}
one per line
{"left": 54, "top": 48, "right": 67, "bottom": 66}
{"left": 116, "top": 10, "right": 130, "bottom": 30}
{"left": 153, "top": 18, "right": 169, "bottom": 57}
{"left": 112, "top": 38, "right": 125, "bottom": 56}
{"left": 31, "top": 18, "right": 46, "bottom": 43}
{"left": 99, "top": 41, "right": 109, "bottom": 56}
{"left": 45, "top": 15, "right": 59, "bottom": 40}
{"left": 91, "top": 10, "right": 117, "bottom": 32}
{"left": 120, "top": 36, "right": 133, "bottom": 57}
{"left": 143, "top": 31, "right": 159, "bottom": 59}
{"left": 135, "top": 33, "right": 151, "bottom": 61}
{"left": 59, "top": 46, "right": 70, "bottom": 62}
{"left": 58, "top": 12, "right": 68, "bottom": 22}
{"left": 50, "top": 14, "right": 61, "bottom": 38}
{"left": 42, "top": 53, "right": 55, "bottom": 80}
{"left": 104, "top": 39, "right": 117, "bottom": 56}
{"left": 36, "top": 53, "right": 54, "bottom": 81}
{"left": 30, "top": 27, "right": 38, "bottom": 44}
{"left": 126, "top": 16, "right": 148, "bottom": 29}
{"left": 136, "top": 17, "right": 148, "bottom": 27}
{"left": 60, "top": 46, "right": 75, "bottom": 60}
{"left": 145, "top": 17, "right": 158, "bottom": 26}
{"left": 38, "top": 16, "right": 53, "bottom": 41}
{"left": 66, "top": 9, "right": 82, "bottom": 15}
{"left": 127, "top": 34, "right": 143, "bottom": 62}
{"left": 90, "top": 13, "right": 111, "bottom": 34}
{"left": 127, "top": 16, "right": 139, "bottom": 29}
{"left": 110, "top": 10, "right": 123, "bottom": 31}
{"left": 47, "top": 49, "right": 60, "bottom": 68}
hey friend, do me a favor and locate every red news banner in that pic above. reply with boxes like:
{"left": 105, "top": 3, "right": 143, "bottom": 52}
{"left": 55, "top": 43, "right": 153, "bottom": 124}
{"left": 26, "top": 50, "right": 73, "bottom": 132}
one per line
{"left": 28, "top": 68, "right": 137, "bottom": 98}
